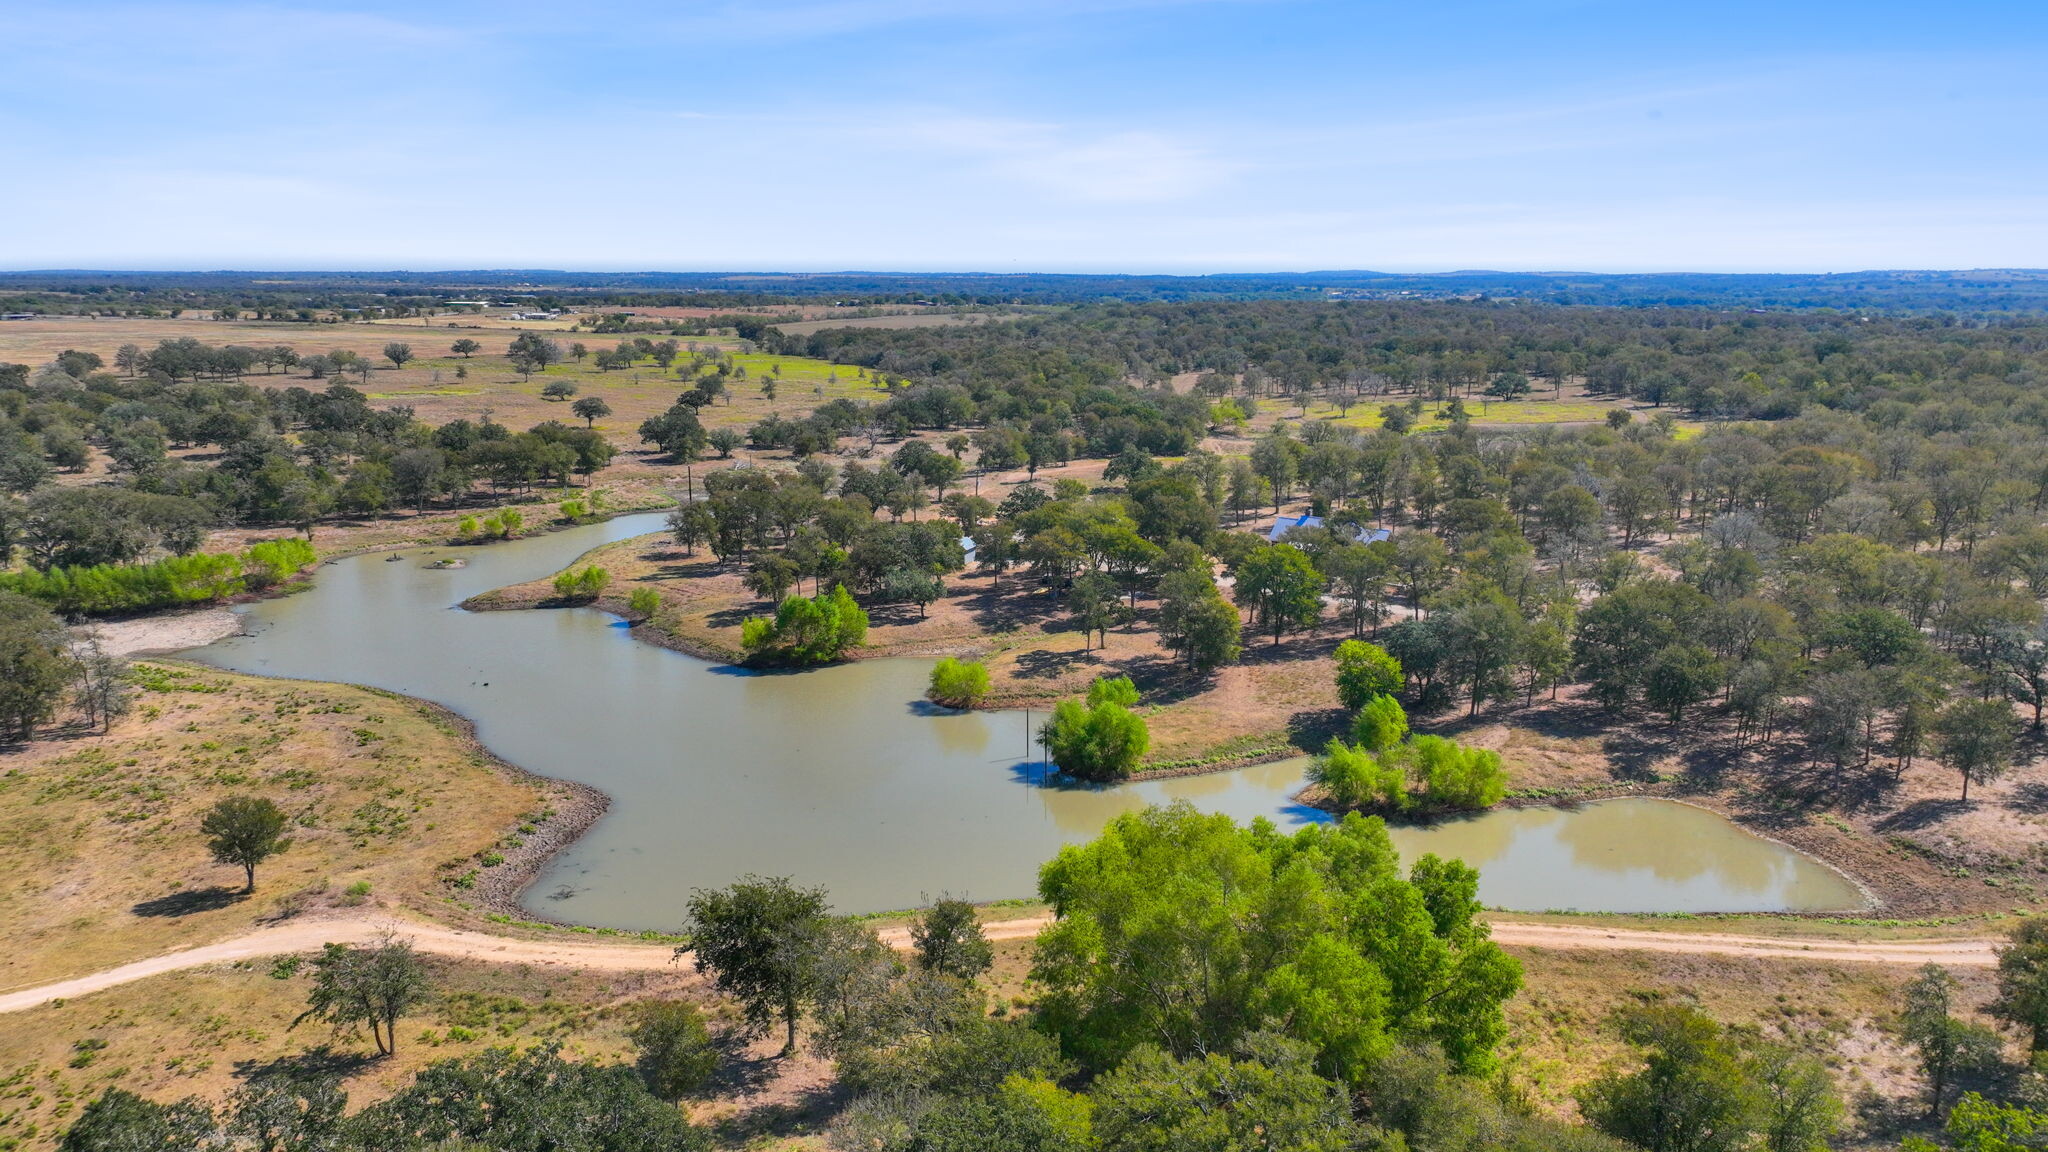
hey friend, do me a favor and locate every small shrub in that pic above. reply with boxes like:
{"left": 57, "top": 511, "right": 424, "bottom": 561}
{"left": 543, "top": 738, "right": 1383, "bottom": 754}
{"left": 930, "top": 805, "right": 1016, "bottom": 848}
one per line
{"left": 627, "top": 587, "right": 661, "bottom": 620}
{"left": 628, "top": 1001, "right": 719, "bottom": 1100}
{"left": 551, "top": 566, "right": 610, "bottom": 602}
{"left": 926, "top": 657, "right": 991, "bottom": 709}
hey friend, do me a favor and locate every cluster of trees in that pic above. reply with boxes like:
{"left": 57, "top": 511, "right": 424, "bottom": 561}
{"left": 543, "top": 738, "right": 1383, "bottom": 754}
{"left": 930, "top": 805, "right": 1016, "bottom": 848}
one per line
{"left": 60, "top": 1043, "right": 704, "bottom": 1152}
{"left": 1040, "top": 676, "right": 1151, "bottom": 781}
{"left": 657, "top": 456, "right": 972, "bottom": 632}
{"left": 739, "top": 584, "right": 869, "bottom": 665}
{"left": 660, "top": 805, "right": 1573, "bottom": 1152}
{"left": 0, "top": 537, "right": 314, "bottom": 615}
{"left": 782, "top": 297, "right": 2048, "bottom": 425}
{"left": 0, "top": 593, "right": 130, "bottom": 740}
{"left": 0, "top": 339, "right": 615, "bottom": 550}
{"left": 1094, "top": 405, "right": 2048, "bottom": 799}
{"left": 551, "top": 564, "right": 611, "bottom": 603}
{"left": 1312, "top": 711, "right": 1509, "bottom": 813}
{"left": 1310, "top": 642, "right": 1509, "bottom": 812}
{"left": 735, "top": 299, "right": 2048, "bottom": 787}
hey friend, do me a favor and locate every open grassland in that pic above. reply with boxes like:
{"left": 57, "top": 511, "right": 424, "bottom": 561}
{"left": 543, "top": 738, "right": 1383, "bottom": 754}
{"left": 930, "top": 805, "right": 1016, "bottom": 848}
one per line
{"left": 0, "top": 664, "right": 543, "bottom": 989}
{"left": 0, "top": 315, "right": 890, "bottom": 446}
{"left": 1239, "top": 382, "right": 1704, "bottom": 438}
{"left": 249, "top": 345, "right": 884, "bottom": 440}
{"left": 0, "top": 316, "right": 443, "bottom": 368}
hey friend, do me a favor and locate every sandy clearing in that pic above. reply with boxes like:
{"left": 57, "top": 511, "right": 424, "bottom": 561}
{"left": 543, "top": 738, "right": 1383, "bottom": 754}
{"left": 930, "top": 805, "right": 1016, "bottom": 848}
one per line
{"left": 81, "top": 608, "right": 244, "bottom": 657}
{"left": 0, "top": 912, "right": 1997, "bottom": 1015}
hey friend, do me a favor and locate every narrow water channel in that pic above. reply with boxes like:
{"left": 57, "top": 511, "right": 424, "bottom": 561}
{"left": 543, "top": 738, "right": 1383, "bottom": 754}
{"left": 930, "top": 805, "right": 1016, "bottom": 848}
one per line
{"left": 188, "top": 513, "right": 1865, "bottom": 927}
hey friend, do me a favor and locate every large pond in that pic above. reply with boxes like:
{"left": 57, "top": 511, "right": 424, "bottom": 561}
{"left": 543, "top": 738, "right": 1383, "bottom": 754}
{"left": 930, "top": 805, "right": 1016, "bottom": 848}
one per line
{"left": 189, "top": 513, "right": 1866, "bottom": 927}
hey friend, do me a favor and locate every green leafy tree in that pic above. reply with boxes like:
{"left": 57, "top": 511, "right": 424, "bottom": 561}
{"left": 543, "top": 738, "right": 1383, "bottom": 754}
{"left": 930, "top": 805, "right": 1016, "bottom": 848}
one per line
{"left": 1353, "top": 693, "right": 1410, "bottom": 753}
{"left": 381, "top": 342, "right": 414, "bottom": 369}
{"left": 668, "top": 502, "right": 716, "bottom": 556}
{"left": 1436, "top": 588, "right": 1528, "bottom": 715}
{"left": 1578, "top": 1004, "right": 1762, "bottom": 1152}
{"left": 1157, "top": 568, "right": 1242, "bottom": 672}
{"left": 1042, "top": 681, "right": 1150, "bottom": 782}
{"left": 293, "top": 936, "right": 433, "bottom": 1057}
{"left": 0, "top": 592, "right": 78, "bottom": 740}
{"left": 745, "top": 554, "right": 801, "bottom": 603}
{"left": 1748, "top": 1039, "right": 1842, "bottom": 1152}
{"left": 201, "top": 795, "right": 293, "bottom": 891}
{"left": 1645, "top": 643, "right": 1724, "bottom": 724}
{"left": 551, "top": 565, "right": 610, "bottom": 602}
{"left": 740, "top": 585, "right": 868, "bottom": 665}
{"left": 911, "top": 895, "right": 994, "bottom": 982}
{"left": 927, "top": 657, "right": 992, "bottom": 709}
{"left": 1408, "top": 735, "right": 1507, "bottom": 810}
{"left": 1926, "top": 1093, "right": 2048, "bottom": 1152}
{"left": 1088, "top": 675, "right": 1139, "bottom": 708}
{"left": 1309, "top": 737, "right": 1406, "bottom": 810}
{"left": 1032, "top": 803, "right": 1521, "bottom": 1082}
{"left": 1992, "top": 916, "right": 2048, "bottom": 1051}
{"left": 883, "top": 564, "right": 945, "bottom": 619}
{"left": 507, "top": 332, "right": 563, "bottom": 377}
{"left": 450, "top": 338, "right": 481, "bottom": 357}
{"left": 1318, "top": 542, "right": 1390, "bottom": 638}
{"left": 1068, "top": 570, "right": 1128, "bottom": 649}
{"left": 1335, "top": 639, "right": 1403, "bottom": 710}
{"left": 1900, "top": 963, "right": 2004, "bottom": 1117}
{"left": 628, "top": 1000, "right": 719, "bottom": 1100}
{"left": 1232, "top": 543, "right": 1325, "bottom": 645}
{"left": 357, "top": 1043, "right": 706, "bottom": 1151}
{"left": 571, "top": 395, "right": 612, "bottom": 427}
{"left": 683, "top": 876, "right": 833, "bottom": 1055}
{"left": 627, "top": 587, "right": 661, "bottom": 620}
{"left": 708, "top": 427, "right": 745, "bottom": 459}
{"left": 1937, "top": 698, "right": 2022, "bottom": 800}
{"left": 1090, "top": 1035, "right": 1360, "bottom": 1152}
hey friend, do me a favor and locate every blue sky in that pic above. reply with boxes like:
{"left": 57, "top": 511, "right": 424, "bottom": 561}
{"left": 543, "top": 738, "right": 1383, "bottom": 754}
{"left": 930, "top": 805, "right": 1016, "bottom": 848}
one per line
{"left": 3, "top": 0, "right": 2044, "bottom": 272}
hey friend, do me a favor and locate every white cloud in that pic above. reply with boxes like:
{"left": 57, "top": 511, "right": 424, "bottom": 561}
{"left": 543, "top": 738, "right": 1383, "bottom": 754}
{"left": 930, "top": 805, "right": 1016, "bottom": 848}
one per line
{"left": 660, "top": 0, "right": 1276, "bottom": 39}
{"left": 874, "top": 115, "right": 1233, "bottom": 203}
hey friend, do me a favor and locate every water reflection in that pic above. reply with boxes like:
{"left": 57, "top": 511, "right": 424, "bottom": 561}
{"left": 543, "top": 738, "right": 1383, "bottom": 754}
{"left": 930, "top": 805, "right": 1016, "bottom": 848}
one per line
{"left": 189, "top": 515, "right": 1864, "bottom": 928}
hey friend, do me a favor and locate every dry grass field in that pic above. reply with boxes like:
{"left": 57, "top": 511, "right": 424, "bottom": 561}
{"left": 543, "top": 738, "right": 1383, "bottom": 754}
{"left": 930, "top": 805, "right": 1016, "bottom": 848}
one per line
{"left": 0, "top": 664, "right": 544, "bottom": 989}
{"left": 0, "top": 314, "right": 892, "bottom": 445}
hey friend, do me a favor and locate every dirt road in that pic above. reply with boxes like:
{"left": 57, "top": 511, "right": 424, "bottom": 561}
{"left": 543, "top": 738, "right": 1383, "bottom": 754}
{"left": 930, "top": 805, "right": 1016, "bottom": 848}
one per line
{"left": 0, "top": 913, "right": 1999, "bottom": 1015}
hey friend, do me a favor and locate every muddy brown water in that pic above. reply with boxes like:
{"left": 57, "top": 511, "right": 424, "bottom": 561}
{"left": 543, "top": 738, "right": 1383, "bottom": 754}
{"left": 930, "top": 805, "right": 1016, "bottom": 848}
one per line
{"left": 189, "top": 514, "right": 1865, "bottom": 928}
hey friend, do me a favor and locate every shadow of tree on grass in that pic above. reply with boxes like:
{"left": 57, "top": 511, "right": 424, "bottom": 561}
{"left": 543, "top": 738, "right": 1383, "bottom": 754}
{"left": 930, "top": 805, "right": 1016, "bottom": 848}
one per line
{"left": 132, "top": 886, "right": 247, "bottom": 918}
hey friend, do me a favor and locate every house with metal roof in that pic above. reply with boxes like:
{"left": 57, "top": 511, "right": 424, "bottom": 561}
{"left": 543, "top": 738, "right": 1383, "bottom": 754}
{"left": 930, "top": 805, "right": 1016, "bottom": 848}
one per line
{"left": 1265, "top": 514, "right": 1390, "bottom": 546}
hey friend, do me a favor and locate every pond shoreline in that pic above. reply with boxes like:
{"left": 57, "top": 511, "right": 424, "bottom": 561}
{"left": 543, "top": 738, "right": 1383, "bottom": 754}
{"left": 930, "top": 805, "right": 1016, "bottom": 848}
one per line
{"left": 177, "top": 517, "right": 1898, "bottom": 928}
{"left": 417, "top": 699, "right": 616, "bottom": 926}
{"left": 457, "top": 555, "right": 1898, "bottom": 919}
